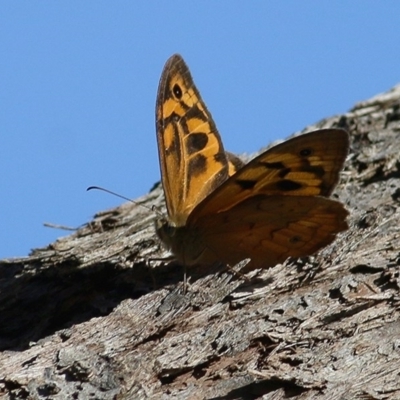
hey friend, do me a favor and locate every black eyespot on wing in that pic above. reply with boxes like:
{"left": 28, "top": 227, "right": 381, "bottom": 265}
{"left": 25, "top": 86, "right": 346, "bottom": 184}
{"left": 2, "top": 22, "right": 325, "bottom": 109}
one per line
{"left": 304, "top": 165, "right": 325, "bottom": 178}
{"left": 188, "top": 154, "right": 207, "bottom": 177}
{"left": 214, "top": 152, "right": 226, "bottom": 163}
{"left": 300, "top": 147, "right": 313, "bottom": 157}
{"left": 236, "top": 179, "right": 257, "bottom": 190}
{"left": 276, "top": 180, "right": 303, "bottom": 191}
{"left": 289, "top": 235, "right": 302, "bottom": 244}
{"left": 260, "top": 161, "right": 291, "bottom": 178}
{"left": 173, "top": 84, "right": 182, "bottom": 99}
{"left": 261, "top": 161, "right": 285, "bottom": 170}
{"left": 186, "top": 104, "right": 208, "bottom": 122}
{"left": 187, "top": 133, "right": 208, "bottom": 153}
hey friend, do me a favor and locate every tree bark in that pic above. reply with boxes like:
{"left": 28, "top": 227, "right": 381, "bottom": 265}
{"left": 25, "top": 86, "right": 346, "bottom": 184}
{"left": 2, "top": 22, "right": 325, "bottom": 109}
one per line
{"left": 1, "top": 85, "right": 400, "bottom": 399}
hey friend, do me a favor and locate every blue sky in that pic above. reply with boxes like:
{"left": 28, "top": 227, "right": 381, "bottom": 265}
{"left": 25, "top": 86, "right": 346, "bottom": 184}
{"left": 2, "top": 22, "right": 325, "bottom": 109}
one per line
{"left": 1, "top": 2, "right": 400, "bottom": 259}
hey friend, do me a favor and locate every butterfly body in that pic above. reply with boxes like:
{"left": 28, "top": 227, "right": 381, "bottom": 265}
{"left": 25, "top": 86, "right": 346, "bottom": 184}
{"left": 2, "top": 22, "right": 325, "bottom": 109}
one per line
{"left": 155, "top": 54, "right": 349, "bottom": 269}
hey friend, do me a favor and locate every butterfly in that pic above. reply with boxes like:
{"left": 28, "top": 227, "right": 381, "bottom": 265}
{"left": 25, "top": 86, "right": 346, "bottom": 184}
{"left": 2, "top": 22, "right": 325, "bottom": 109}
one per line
{"left": 155, "top": 54, "right": 349, "bottom": 269}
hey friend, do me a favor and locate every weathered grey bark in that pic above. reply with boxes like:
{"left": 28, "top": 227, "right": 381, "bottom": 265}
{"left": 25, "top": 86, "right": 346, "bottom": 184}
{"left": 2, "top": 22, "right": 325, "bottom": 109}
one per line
{"left": 1, "top": 84, "right": 400, "bottom": 400}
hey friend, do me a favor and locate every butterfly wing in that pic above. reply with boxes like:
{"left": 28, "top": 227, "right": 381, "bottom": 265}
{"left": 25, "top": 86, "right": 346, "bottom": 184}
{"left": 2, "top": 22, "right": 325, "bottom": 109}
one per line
{"left": 180, "top": 129, "right": 349, "bottom": 267}
{"left": 156, "top": 54, "right": 230, "bottom": 226}
{"left": 191, "top": 129, "right": 349, "bottom": 218}
{"left": 186, "top": 195, "right": 348, "bottom": 268}
{"left": 226, "top": 151, "right": 244, "bottom": 176}
{"left": 155, "top": 54, "right": 349, "bottom": 268}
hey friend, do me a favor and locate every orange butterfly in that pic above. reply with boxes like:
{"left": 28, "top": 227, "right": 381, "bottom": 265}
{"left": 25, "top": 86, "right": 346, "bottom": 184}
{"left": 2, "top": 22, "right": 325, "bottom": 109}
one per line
{"left": 155, "top": 54, "right": 349, "bottom": 269}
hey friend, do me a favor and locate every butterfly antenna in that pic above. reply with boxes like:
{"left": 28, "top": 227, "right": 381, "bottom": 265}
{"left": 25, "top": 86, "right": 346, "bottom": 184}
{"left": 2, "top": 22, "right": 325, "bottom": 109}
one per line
{"left": 87, "top": 185, "right": 158, "bottom": 214}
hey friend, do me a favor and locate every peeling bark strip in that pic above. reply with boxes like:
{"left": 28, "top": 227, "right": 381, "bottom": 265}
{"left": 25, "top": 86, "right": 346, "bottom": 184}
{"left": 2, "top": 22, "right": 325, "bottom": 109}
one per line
{"left": 2, "top": 85, "right": 400, "bottom": 399}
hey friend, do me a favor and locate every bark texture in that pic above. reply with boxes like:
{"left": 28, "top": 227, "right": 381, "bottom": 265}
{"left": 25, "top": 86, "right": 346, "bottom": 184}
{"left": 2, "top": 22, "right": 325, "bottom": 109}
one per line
{"left": 1, "top": 85, "right": 400, "bottom": 399}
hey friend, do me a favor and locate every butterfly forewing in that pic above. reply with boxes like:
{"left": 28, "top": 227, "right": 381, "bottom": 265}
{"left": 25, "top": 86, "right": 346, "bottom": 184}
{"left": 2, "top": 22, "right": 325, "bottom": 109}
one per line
{"left": 156, "top": 54, "right": 230, "bottom": 226}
